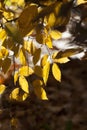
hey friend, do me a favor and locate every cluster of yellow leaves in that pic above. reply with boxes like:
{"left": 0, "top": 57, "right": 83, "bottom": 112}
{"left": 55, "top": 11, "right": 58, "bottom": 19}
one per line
{"left": 0, "top": 0, "right": 85, "bottom": 101}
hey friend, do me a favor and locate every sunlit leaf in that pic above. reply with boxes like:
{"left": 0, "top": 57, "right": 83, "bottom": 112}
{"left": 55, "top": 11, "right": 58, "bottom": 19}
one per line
{"left": 45, "top": 35, "right": 52, "bottom": 48}
{"left": 41, "top": 54, "right": 48, "bottom": 67}
{"left": 19, "top": 66, "right": 34, "bottom": 76}
{"left": 47, "top": 13, "right": 56, "bottom": 27}
{"left": 11, "top": 0, "right": 25, "bottom": 6}
{"left": 0, "top": 46, "right": 9, "bottom": 59}
{"left": 50, "top": 30, "right": 62, "bottom": 40}
{"left": 0, "top": 29, "right": 7, "bottom": 43}
{"left": 14, "top": 72, "right": 19, "bottom": 85}
{"left": 19, "top": 47, "right": 26, "bottom": 65}
{"left": 43, "top": 61, "right": 50, "bottom": 85}
{"left": 54, "top": 57, "right": 70, "bottom": 63}
{"left": 3, "top": 11, "right": 14, "bottom": 21}
{"left": 34, "top": 65, "right": 43, "bottom": 77}
{"left": 2, "top": 58, "right": 11, "bottom": 73}
{"left": 33, "top": 48, "right": 41, "bottom": 65}
{"left": 24, "top": 41, "right": 36, "bottom": 55}
{"left": 0, "top": 84, "right": 6, "bottom": 94}
{"left": 77, "top": 0, "right": 87, "bottom": 5}
{"left": 52, "top": 63, "right": 61, "bottom": 82}
{"left": 10, "top": 87, "right": 20, "bottom": 100}
{"left": 33, "top": 79, "right": 48, "bottom": 100}
{"left": 9, "top": 87, "right": 28, "bottom": 101}
{"left": 19, "top": 76, "right": 29, "bottom": 93}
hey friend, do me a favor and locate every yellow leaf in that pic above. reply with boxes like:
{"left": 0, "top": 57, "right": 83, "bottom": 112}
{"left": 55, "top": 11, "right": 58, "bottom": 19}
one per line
{"left": 11, "top": 0, "right": 25, "bottom": 6}
{"left": 0, "top": 84, "right": 6, "bottom": 94}
{"left": 47, "top": 13, "right": 56, "bottom": 27}
{"left": 9, "top": 87, "right": 28, "bottom": 101}
{"left": 0, "top": 46, "right": 9, "bottom": 59}
{"left": 19, "top": 47, "right": 26, "bottom": 65}
{"left": 77, "top": 0, "right": 87, "bottom": 5}
{"left": 22, "top": 93, "right": 28, "bottom": 101}
{"left": 0, "top": 29, "right": 7, "bottom": 43}
{"left": 14, "top": 72, "right": 19, "bottom": 85}
{"left": 19, "top": 76, "right": 29, "bottom": 93}
{"left": 43, "top": 61, "right": 50, "bottom": 85}
{"left": 33, "top": 48, "right": 41, "bottom": 65}
{"left": 9, "top": 88, "right": 20, "bottom": 100}
{"left": 3, "top": 11, "right": 14, "bottom": 21}
{"left": 41, "top": 54, "right": 48, "bottom": 67}
{"left": 19, "top": 66, "right": 34, "bottom": 76}
{"left": 45, "top": 35, "right": 53, "bottom": 48}
{"left": 34, "top": 65, "right": 43, "bottom": 77}
{"left": 33, "top": 80, "right": 48, "bottom": 100}
{"left": 54, "top": 57, "right": 70, "bottom": 63}
{"left": 52, "top": 51, "right": 59, "bottom": 59}
{"left": 2, "top": 58, "right": 11, "bottom": 73}
{"left": 50, "top": 30, "right": 62, "bottom": 40}
{"left": 24, "top": 41, "right": 36, "bottom": 55}
{"left": 52, "top": 63, "right": 61, "bottom": 82}
{"left": 18, "top": 4, "right": 38, "bottom": 36}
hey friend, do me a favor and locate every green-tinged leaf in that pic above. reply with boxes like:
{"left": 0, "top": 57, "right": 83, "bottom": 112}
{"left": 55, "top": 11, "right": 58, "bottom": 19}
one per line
{"left": 19, "top": 47, "right": 26, "bottom": 65}
{"left": 41, "top": 54, "right": 48, "bottom": 67}
{"left": 19, "top": 66, "right": 34, "bottom": 76}
{"left": 18, "top": 4, "right": 38, "bottom": 36}
{"left": 0, "top": 84, "right": 6, "bottom": 94}
{"left": 14, "top": 72, "right": 19, "bottom": 85}
{"left": 33, "top": 79, "right": 48, "bottom": 100}
{"left": 33, "top": 48, "right": 41, "bottom": 65}
{"left": 50, "top": 30, "right": 62, "bottom": 40}
{"left": 5, "top": 22, "right": 23, "bottom": 44}
{"left": 34, "top": 65, "right": 43, "bottom": 77}
{"left": 54, "top": 57, "right": 70, "bottom": 63}
{"left": 52, "top": 63, "right": 61, "bottom": 82}
{"left": 2, "top": 58, "right": 11, "bottom": 73}
{"left": 43, "top": 61, "right": 50, "bottom": 85}
{"left": 19, "top": 76, "right": 29, "bottom": 93}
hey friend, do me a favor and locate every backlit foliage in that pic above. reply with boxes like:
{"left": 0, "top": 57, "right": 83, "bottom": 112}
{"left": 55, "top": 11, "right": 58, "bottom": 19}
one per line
{"left": 0, "top": 0, "right": 86, "bottom": 101}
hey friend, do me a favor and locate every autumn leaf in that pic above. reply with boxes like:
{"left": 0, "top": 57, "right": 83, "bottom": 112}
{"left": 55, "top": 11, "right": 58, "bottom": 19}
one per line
{"left": 54, "top": 57, "right": 70, "bottom": 64}
{"left": 33, "top": 48, "right": 41, "bottom": 65}
{"left": 5, "top": 22, "right": 23, "bottom": 44}
{"left": 19, "top": 47, "right": 26, "bottom": 65}
{"left": 33, "top": 79, "right": 48, "bottom": 100}
{"left": 0, "top": 84, "right": 6, "bottom": 94}
{"left": 43, "top": 61, "right": 50, "bottom": 85}
{"left": 19, "top": 76, "right": 29, "bottom": 93}
{"left": 52, "top": 63, "right": 61, "bottom": 82}
{"left": 19, "top": 66, "right": 34, "bottom": 77}
{"left": 2, "top": 58, "right": 11, "bottom": 73}
{"left": 50, "top": 30, "right": 62, "bottom": 40}
{"left": 34, "top": 65, "right": 43, "bottom": 77}
{"left": 41, "top": 54, "right": 48, "bottom": 67}
{"left": 18, "top": 4, "right": 38, "bottom": 36}
{"left": 9, "top": 87, "right": 28, "bottom": 101}
{"left": 14, "top": 72, "right": 19, "bottom": 85}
